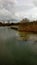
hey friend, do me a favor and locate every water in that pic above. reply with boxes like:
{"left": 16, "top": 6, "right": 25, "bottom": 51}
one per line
{"left": 0, "top": 27, "right": 37, "bottom": 65}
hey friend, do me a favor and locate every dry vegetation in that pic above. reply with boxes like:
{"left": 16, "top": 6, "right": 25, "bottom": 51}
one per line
{"left": 19, "top": 18, "right": 37, "bottom": 33}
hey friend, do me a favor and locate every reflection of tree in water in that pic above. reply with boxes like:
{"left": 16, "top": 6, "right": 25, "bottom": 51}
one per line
{"left": 19, "top": 32, "right": 29, "bottom": 40}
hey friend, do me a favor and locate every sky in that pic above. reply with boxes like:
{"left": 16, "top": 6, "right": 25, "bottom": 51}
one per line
{"left": 0, "top": 0, "right": 37, "bottom": 21}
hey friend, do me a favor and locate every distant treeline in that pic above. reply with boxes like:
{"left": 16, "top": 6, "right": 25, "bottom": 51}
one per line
{"left": 0, "top": 18, "right": 37, "bottom": 27}
{"left": 0, "top": 22, "right": 19, "bottom": 26}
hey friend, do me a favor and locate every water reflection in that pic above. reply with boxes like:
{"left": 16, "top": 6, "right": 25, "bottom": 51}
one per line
{"left": 17, "top": 31, "right": 37, "bottom": 41}
{"left": 0, "top": 27, "right": 37, "bottom": 65}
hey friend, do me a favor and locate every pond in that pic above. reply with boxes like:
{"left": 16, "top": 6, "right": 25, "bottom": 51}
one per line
{"left": 0, "top": 27, "right": 37, "bottom": 65}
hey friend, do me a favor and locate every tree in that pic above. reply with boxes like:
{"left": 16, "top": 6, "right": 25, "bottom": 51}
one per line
{"left": 20, "top": 18, "right": 30, "bottom": 24}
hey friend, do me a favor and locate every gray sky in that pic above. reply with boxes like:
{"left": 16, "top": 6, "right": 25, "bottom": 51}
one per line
{"left": 0, "top": 0, "right": 37, "bottom": 21}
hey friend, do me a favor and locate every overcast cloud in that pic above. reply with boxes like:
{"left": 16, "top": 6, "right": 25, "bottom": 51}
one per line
{"left": 0, "top": 0, "right": 37, "bottom": 21}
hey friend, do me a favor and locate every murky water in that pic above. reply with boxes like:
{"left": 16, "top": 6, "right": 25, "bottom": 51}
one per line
{"left": 0, "top": 27, "right": 37, "bottom": 65}
{"left": 18, "top": 31, "right": 37, "bottom": 41}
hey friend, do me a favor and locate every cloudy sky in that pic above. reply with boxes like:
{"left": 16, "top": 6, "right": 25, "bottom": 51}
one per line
{"left": 0, "top": 0, "right": 37, "bottom": 21}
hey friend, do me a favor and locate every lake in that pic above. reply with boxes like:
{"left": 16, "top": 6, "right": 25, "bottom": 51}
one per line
{"left": 0, "top": 27, "right": 37, "bottom": 65}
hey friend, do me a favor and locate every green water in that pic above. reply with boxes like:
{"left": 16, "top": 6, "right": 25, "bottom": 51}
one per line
{"left": 0, "top": 27, "right": 37, "bottom": 65}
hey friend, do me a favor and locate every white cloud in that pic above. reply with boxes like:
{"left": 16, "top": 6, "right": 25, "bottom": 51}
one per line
{"left": 0, "top": 0, "right": 17, "bottom": 3}
{"left": 16, "top": 0, "right": 33, "bottom": 6}
{"left": 0, "top": 0, "right": 17, "bottom": 20}
{"left": 0, "top": 0, "right": 37, "bottom": 22}
{"left": 15, "top": 0, "right": 34, "bottom": 18}
{"left": 15, "top": 0, "right": 37, "bottom": 21}
{"left": 0, "top": 8, "right": 11, "bottom": 15}
{"left": 33, "top": 0, "right": 37, "bottom": 6}
{"left": 15, "top": 6, "right": 37, "bottom": 20}
{"left": 27, "top": 7, "right": 37, "bottom": 20}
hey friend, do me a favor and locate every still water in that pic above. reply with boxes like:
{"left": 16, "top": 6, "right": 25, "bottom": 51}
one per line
{"left": 0, "top": 27, "right": 37, "bottom": 65}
